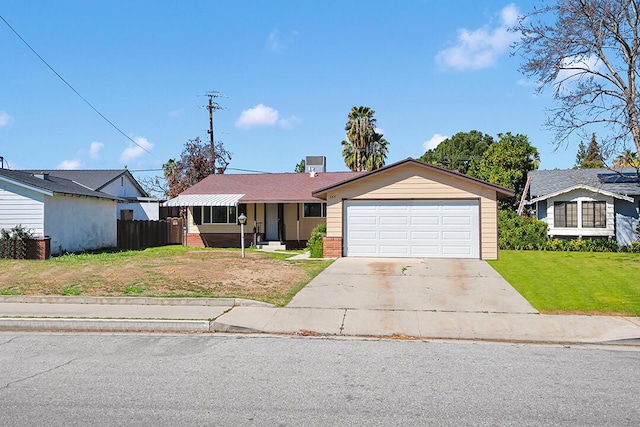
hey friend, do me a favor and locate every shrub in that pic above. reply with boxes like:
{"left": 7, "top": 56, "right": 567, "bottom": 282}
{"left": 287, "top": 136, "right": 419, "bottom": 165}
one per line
{"left": 498, "top": 209, "right": 548, "bottom": 250}
{"left": 544, "top": 238, "right": 566, "bottom": 251}
{"left": 0, "top": 225, "right": 34, "bottom": 259}
{"left": 629, "top": 241, "right": 640, "bottom": 253}
{"left": 581, "top": 238, "right": 619, "bottom": 252}
{"left": 306, "top": 223, "right": 326, "bottom": 258}
{"left": 543, "top": 237, "right": 620, "bottom": 252}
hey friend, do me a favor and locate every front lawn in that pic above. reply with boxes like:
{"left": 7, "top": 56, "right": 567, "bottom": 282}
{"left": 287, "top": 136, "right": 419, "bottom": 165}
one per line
{"left": 488, "top": 250, "right": 640, "bottom": 316}
{"left": 0, "top": 246, "right": 332, "bottom": 306}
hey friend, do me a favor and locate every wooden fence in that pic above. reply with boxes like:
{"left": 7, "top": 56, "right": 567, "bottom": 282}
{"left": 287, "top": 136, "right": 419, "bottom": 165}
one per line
{"left": 117, "top": 218, "right": 183, "bottom": 250}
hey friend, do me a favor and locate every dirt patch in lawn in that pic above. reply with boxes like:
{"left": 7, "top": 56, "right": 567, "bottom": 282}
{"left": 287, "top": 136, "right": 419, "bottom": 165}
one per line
{"left": 0, "top": 248, "right": 332, "bottom": 306}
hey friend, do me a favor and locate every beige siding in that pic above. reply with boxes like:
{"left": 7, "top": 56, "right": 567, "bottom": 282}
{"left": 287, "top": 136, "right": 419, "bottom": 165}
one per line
{"left": 282, "top": 203, "right": 324, "bottom": 241}
{"left": 325, "top": 163, "right": 500, "bottom": 259}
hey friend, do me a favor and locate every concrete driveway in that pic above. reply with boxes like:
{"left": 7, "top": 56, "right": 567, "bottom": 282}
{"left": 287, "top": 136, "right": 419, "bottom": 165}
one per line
{"left": 287, "top": 258, "right": 538, "bottom": 314}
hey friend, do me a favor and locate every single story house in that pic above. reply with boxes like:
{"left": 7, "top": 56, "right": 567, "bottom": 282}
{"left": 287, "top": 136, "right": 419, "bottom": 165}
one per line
{"left": 26, "top": 169, "right": 159, "bottom": 220}
{"left": 164, "top": 169, "right": 362, "bottom": 249}
{"left": 0, "top": 169, "right": 120, "bottom": 256}
{"left": 165, "top": 158, "right": 514, "bottom": 259}
{"left": 527, "top": 167, "right": 640, "bottom": 245}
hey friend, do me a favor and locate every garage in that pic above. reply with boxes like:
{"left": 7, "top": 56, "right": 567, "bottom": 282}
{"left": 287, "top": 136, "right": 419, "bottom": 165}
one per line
{"left": 345, "top": 200, "right": 480, "bottom": 258}
{"left": 311, "top": 158, "right": 514, "bottom": 260}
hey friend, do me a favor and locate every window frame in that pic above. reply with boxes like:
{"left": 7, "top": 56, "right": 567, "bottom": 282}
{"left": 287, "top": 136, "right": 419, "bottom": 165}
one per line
{"left": 581, "top": 201, "right": 606, "bottom": 228}
{"left": 303, "top": 202, "right": 327, "bottom": 218}
{"left": 194, "top": 205, "right": 239, "bottom": 225}
{"left": 554, "top": 201, "right": 578, "bottom": 228}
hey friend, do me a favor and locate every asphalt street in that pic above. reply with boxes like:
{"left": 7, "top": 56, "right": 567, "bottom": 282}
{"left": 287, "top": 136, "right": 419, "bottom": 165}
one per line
{"left": 0, "top": 333, "right": 638, "bottom": 426}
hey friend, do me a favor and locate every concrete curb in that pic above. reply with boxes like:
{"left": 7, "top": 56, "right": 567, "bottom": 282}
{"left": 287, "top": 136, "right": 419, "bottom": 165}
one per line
{"left": 0, "top": 296, "right": 272, "bottom": 307}
{"left": 0, "top": 318, "right": 211, "bottom": 333}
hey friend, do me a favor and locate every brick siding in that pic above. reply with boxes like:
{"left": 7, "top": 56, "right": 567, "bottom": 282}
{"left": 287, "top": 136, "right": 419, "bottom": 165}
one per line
{"left": 322, "top": 236, "right": 343, "bottom": 258}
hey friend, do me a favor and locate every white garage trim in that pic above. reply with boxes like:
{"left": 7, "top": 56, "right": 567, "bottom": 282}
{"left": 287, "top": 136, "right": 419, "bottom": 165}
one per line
{"left": 344, "top": 200, "right": 480, "bottom": 258}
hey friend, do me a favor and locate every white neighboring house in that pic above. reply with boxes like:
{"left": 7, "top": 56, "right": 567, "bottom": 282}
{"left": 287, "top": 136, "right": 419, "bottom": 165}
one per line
{"left": 527, "top": 168, "right": 640, "bottom": 245}
{"left": 0, "top": 169, "right": 120, "bottom": 255}
{"left": 25, "top": 169, "right": 159, "bottom": 220}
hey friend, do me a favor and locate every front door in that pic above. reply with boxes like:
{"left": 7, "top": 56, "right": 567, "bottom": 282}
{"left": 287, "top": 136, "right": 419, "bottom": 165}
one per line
{"left": 265, "top": 203, "right": 278, "bottom": 241}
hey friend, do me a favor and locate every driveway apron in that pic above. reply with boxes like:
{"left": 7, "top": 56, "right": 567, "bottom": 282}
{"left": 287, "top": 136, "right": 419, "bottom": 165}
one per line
{"left": 287, "top": 258, "right": 538, "bottom": 314}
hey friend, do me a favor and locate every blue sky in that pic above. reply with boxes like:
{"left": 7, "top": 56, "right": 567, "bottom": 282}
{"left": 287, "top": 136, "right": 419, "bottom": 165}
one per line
{"left": 1, "top": 1, "right": 578, "bottom": 184}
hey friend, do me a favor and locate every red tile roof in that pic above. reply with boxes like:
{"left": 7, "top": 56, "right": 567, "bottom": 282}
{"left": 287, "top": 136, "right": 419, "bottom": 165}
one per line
{"left": 182, "top": 171, "right": 363, "bottom": 203}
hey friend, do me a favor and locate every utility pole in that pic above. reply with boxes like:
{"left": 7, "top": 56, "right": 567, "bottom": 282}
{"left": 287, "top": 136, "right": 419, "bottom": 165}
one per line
{"left": 205, "top": 91, "right": 224, "bottom": 173}
{"left": 0, "top": 156, "right": 4, "bottom": 169}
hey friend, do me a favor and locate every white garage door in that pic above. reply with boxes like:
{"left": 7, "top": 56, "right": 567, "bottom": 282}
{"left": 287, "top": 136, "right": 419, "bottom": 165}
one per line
{"left": 345, "top": 200, "right": 479, "bottom": 258}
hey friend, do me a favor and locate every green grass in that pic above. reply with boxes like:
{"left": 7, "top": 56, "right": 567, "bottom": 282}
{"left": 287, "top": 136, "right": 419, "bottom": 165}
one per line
{"left": 488, "top": 250, "right": 640, "bottom": 316}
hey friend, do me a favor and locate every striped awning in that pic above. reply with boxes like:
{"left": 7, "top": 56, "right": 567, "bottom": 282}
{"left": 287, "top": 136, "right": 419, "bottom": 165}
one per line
{"left": 163, "top": 194, "right": 244, "bottom": 207}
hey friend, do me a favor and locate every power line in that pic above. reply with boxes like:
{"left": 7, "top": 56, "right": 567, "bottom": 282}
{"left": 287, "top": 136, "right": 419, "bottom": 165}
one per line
{"left": 0, "top": 14, "right": 154, "bottom": 157}
{"left": 130, "top": 167, "right": 273, "bottom": 174}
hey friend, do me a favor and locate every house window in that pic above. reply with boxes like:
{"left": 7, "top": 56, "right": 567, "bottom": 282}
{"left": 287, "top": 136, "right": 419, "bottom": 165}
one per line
{"left": 582, "top": 201, "right": 606, "bottom": 228}
{"left": 303, "top": 202, "right": 326, "bottom": 218}
{"left": 120, "top": 209, "right": 134, "bottom": 221}
{"left": 554, "top": 202, "right": 577, "bottom": 227}
{"left": 193, "top": 207, "right": 202, "bottom": 225}
{"left": 194, "top": 206, "right": 238, "bottom": 224}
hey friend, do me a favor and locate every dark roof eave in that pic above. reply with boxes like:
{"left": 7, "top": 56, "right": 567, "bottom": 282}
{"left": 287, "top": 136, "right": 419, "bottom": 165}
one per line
{"left": 312, "top": 158, "right": 515, "bottom": 198}
{"left": 54, "top": 191, "right": 123, "bottom": 202}
{"left": 239, "top": 197, "right": 326, "bottom": 204}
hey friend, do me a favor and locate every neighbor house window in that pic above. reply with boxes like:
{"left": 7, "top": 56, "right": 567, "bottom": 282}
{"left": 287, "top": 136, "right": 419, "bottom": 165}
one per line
{"left": 554, "top": 201, "right": 577, "bottom": 227}
{"left": 303, "top": 202, "right": 327, "bottom": 218}
{"left": 194, "top": 206, "right": 238, "bottom": 224}
{"left": 582, "top": 201, "right": 606, "bottom": 228}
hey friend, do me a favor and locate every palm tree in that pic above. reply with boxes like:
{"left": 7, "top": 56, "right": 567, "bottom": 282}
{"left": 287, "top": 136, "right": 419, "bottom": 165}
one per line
{"left": 364, "top": 132, "right": 389, "bottom": 171}
{"left": 341, "top": 106, "right": 389, "bottom": 171}
{"left": 613, "top": 149, "right": 639, "bottom": 167}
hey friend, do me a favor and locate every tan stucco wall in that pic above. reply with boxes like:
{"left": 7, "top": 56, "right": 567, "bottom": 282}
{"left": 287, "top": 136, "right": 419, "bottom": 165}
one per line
{"left": 283, "top": 203, "right": 325, "bottom": 240}
{"left": 324, "top": 163, "right": 500, "bottom": 259}
{"left": 187, "top": 203, "right": 322, "bottom": 240}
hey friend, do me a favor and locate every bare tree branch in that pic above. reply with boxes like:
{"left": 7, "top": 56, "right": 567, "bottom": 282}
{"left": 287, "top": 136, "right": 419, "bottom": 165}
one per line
{"left": 515, "top": 0, "right": 640, "bottom": 154}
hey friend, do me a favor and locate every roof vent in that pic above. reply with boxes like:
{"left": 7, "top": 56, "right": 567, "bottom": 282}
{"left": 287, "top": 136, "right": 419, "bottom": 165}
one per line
{"left": 34, "top": 172, "right": 49, "bottom": 180}
{"left": 309, "top": 167, "right": 317, "bottom": 178}
{"left": 305, "top": 156, "right": 326, "bottom": 173}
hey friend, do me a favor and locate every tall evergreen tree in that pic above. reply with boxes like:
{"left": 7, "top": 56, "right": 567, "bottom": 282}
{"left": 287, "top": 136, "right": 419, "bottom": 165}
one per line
{"left": 579, "top": 133, "right": 605, "bottom": 168}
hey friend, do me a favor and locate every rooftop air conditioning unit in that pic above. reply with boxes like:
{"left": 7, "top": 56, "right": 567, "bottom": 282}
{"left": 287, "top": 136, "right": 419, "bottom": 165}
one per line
{"left": 305, "top": 156, "right": 326, "bottom": 173}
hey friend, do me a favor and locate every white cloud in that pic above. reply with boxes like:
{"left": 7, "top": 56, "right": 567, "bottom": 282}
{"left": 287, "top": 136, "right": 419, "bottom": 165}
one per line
{"left": 278, "top": 115, "right": 300, "bottom": 130}
{"left": 119, "top": 136, "right": 154, "bottom": 164}
{"left": 555, "top": 55, "right": 601, "bottom": 84}
{"left": 266, "top": 29, "right": 298, "bottom": 51}
{"left": 0, "top": 111, "right": 14, "bottom": 127}
{"left": 423, "top": 133, "right": 448, "bottom": 151}
{"left": 57, "top": 159, "right": 82, "bottom": 170}
{"left": 236, "top": 104, "right": 279, "bottom": 128}
{"left": 89, "top": 142, "right": 104, "bottom": 160}
{"left": 435, "top": 4, "right": 521, "bottom": 71}
{"left": 501, "top": 3, "right": 519, "bottom": 26}
{"left": 168, "top": 109, "right": 183, "bottom": 118}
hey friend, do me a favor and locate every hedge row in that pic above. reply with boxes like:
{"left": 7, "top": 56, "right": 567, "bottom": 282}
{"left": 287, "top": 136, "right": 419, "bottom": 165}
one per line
{"left": 498, "top": 210, "right": 640, "bottom": 253}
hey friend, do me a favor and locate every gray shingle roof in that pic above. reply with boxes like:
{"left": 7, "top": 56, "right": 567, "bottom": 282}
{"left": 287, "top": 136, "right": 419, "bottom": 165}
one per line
{"left": 0, "top": 169, "right": 121, "bottom": 201}
{"left": 528, "top": 167, "right": 640, "bottom": 197}
{"left": 24, "top": 169, "right": 146, "bottom": 194}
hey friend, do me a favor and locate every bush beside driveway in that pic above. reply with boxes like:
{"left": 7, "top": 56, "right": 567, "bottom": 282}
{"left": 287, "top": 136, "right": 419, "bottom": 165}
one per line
{"left": 488, "top": 250, "right": 640, "bottom": 316}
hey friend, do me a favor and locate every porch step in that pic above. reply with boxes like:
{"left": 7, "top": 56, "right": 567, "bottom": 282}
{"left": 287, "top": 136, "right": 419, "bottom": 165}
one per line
{"left": 256, "top": 241, "right": 286, "bottom": 251}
